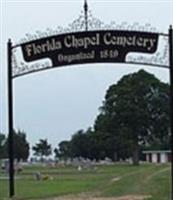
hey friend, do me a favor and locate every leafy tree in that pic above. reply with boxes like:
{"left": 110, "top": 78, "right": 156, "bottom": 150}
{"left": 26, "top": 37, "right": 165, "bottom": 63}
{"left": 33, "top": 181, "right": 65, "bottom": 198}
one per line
{"left": 12, "top": 130, "right": 30, "bottom": 162}
{"left": 56, "top": 70, "right": 170, "bottom": 164}
{"left": 54, "top": 148, "right": 60, "bottom": 160}
{"left": 83, "top": 128, "right": 101, "bottom": 160}
{"left": 95, "top": 70, "right": 170, "bottom": 165}
{"left": 67, "top": 128, "right": 104, "bottom": 160}
{"left": 32, "top": 139, "right": 52, "bottom": 160}
{"left": 70, "top": 129, "right": 89, "bottom": 158}
{"left": 55, "top": 140, "right": 72, "bottom": 160}
{"left": 55, "top": 128, "right": 100, "bottom": 160}
{"left": 0, "top": 133, "right": 7, "bottom": 159}
{"left": 0, "top": 130, "right": 30, "bottom": 161}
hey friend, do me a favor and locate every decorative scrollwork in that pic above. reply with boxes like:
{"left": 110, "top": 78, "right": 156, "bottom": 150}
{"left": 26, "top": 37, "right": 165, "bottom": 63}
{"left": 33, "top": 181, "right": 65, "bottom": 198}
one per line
{"left": 12, "top": 7, "right": 169, "bottom": 78}
{"left": 126, "top": 53, "right": 169, "bottom": 68}
{"left": 15, "top": 9, "right": 160, "bottom": 46}
{"left": 12, "top": 60, "right": 52, "bottom": 78}
{"left": 126, "top": 35, "right": 169, "bottom": 68}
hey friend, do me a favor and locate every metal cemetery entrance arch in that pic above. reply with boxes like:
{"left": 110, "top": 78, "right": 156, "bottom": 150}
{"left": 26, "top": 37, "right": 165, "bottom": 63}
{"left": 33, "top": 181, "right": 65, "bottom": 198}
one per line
{"left": 7, "top": 1, "right": 173, "bottom": 198}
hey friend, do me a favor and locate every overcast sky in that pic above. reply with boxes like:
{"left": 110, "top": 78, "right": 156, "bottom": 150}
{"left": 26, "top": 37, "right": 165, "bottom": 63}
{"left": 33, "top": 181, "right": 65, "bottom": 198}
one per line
{"left": 1, "top": 0, "right": 173, "bottom": 157}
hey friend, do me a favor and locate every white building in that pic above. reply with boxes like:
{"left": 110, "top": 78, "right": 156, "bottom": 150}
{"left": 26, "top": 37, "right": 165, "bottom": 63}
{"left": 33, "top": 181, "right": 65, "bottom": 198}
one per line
{"left": 143, "top": 150, "right": 171, "bottom": 164}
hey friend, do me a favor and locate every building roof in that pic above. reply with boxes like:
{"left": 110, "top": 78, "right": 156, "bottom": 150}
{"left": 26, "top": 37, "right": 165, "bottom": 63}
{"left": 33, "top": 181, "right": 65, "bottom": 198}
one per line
{"left": 142, "top": 150, "right": 171, "bottom": 154}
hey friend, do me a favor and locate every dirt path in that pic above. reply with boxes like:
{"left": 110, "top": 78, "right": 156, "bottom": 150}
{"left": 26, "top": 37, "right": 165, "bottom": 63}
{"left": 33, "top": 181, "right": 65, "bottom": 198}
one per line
{"left": 144, "top": 166, "right": 170, "bottom": 182}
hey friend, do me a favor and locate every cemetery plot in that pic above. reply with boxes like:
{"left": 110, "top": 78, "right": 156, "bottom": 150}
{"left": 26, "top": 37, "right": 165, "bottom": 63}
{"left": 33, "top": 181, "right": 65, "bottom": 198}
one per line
{"left": 0, "top": 163, "right": 171, "bottom": 200}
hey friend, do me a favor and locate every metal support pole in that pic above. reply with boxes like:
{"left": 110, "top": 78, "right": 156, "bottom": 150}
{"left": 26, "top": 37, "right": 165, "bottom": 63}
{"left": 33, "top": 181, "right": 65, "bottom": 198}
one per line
{"left": 7, "top": 39, "right": 14, "bottom": 197}
{"left": 169, "top": 25, "right": 173, "bottom": 199}
{"left": 84, "top": 0, "right": 88, "bottom": 31}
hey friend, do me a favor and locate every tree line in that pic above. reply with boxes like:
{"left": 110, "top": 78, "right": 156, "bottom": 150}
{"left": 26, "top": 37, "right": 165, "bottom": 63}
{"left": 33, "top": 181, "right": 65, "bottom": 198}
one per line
{"left": 0, "top": 70, "right": 171, "bottom": 165}
{"left": 54, "top": 70, "right": 171, "bottom": 165}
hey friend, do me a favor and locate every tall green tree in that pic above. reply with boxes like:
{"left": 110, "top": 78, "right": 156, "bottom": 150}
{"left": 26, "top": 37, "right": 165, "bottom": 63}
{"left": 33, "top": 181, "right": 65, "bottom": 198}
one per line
{"left": 94, "top": 114, "right": 132, "bottom": 161}
{"left": 4, "top": 130, "right": 30, "bottom": 161}
{"left": 13, "top": 130, "right": 30, "bottom": 161}
{"left": 96, "top": 70, "right": 170, "bottom": 165}
{"left": 0, "top": 133, "right": 7, "bottom": 159}
{"left": 32, "top": 139, "right": 52, "bottom": 160}
{"left": 55, "top": 140, "right": 72, "bottom": 160}
{"left": 70, "top": 129, "right": 89, "bottom": 158}
{"left": 0, "top": 131, "right": 30, "bottom": 161}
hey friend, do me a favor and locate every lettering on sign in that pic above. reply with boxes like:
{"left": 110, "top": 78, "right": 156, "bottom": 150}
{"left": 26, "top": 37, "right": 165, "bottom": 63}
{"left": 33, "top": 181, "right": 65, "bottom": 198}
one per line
{"left": 21, "top": 30, "right": 159, "bottom": 67}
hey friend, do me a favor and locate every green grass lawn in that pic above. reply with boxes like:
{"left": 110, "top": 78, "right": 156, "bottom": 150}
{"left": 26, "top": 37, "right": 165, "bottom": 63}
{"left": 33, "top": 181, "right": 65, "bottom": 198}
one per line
{"left": 0, "top": 164, "right": 171, "bottom": 200}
